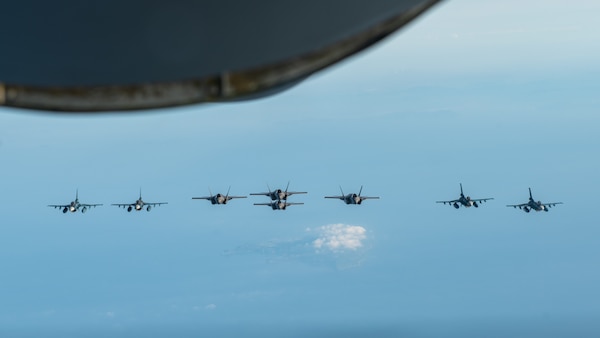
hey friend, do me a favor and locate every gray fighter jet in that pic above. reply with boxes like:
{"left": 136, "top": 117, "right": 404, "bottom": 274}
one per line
{"left": 436, "top": 184, "right": 493, "bottom": 209}
{"left": 254, "top": 201, "right": 304, "bottom": 210}
{"left": 507, "top": 188, "right": 563, "bottom": 212}
{"left": 192, "top": 187, "right": 246, "bottom": 205}
{"left": 250, "top": 182, "right": 307, "bottom": 201}
{"left": 48, "top": 190, "right": 102, "bottom": 213}
{"left": 325, "top": 186, "right": 380, "bottom": 205}
{"left": 112, "top": 189, "right": 167, "bottom": 212}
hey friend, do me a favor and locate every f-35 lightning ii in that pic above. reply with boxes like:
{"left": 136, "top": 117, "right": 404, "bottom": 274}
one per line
{"left": 254, "top": 201, "right": 304, "bottom": 210}
{"left": 192, "top": 187, "right": 246, "bottom": 205}
{"left": 324, "top": 186, "right": 379, "bottom": 205}
{"left": 250, "top": 182, "right": 307, "bottom": 201}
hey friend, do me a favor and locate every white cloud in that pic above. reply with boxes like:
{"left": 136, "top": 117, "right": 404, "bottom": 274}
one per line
{"left": 106, "top": 311, "right": 115, "bottom": 318}
{"left": 313, "top": 224, "right": 367, "bottom": 252}
{"left": 205, "top": 304, "right": 217, "bottom": 311}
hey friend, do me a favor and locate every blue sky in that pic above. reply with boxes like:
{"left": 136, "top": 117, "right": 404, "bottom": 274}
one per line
{"left": 1, "top": 1, "right": 600, "bottom": 337}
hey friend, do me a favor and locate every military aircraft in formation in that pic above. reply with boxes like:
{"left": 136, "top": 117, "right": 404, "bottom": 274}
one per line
{"left": 112, "top": 189, "right": 168, "bottom": 212}
{"left": 254, "top": 201, "right": 304, "bottom": 210}
{"left": 47, "top": 185, "right": 563, "bottom": 214}
{"left": 192, "top": 187, "right": 246, "bottom": 205}
{"left": 250, "top": 182, "right": 307, "bottom": 201}
{"left": 507, "top": 188, "right": 563, "bottom": 212}
{"left": 250, "top": 182, "right": 306, "bottom": 211}
{"left": 48, "top": 190, "right": 102, "bottom": 213}
{"left": 325, "top": 186, "right": 380, "bottom": 205}
{"left": 436, "top": 183, "right": 494, "bottom": 209}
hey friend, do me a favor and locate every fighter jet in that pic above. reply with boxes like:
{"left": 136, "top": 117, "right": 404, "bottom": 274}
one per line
{"left": 48, "top": 190, "right": 102, "bottom": 213}
{"left": 250, "top": 182, "right": 307, "bottom": 201}
{"left": 507, "top": 188, "right": 563, "bottom": 212}
{"left": 436, "top": 183, "right": 493, "bottom": 209}
{"left": 324, "top": 186, "right": 379, "bottom": 205}
{"left": 254, "top": 201, "right": 304, "bottom": 210}
{"left": 192, "top": 187, "right": 246, "bottom": 205}
{"left": 112, "top": 189, "right": 167, "bottom": 212}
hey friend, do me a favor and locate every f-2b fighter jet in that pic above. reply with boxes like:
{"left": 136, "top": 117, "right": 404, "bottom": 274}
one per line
{"left": 48, "top": 190, "right": 102, "bottom": 214}
{"left": 112, "top": 189, "right": 167, "bottom": 212}
{"left": 507, "top": 188, "right": 562, "bottom": 212}
{"left": 436, "top": 183, "right": 493, "bottom": 209}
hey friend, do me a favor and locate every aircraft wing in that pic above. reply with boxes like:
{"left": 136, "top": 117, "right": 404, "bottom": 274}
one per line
{"left": 285, "top": 203, "right": 304, "bottom": 206}
{"left": 360, "top": 196, "right": 380, "bottom": 200}
{"left": 253, "top": 203, "right": 272, "bottom": 206}
{"left": 145, "top": 202, "right": 168, "bottom": 206}
{"left": 506, "top": 203, "right": 527, "bottom": 208}
{"left": 472, "top": 198, "right": 494, "bottom": 203}
{"left": 111, "top": 203, "right": 134, "bottom": 207}
{"left": 250, "top": 192, "right": 270, "bottom": 196}
{"left": 191, "top": 197, "right": 211, "bottom": 200}
{"left": 436, "top": 200, "right": 459, "bottom": 204}
{"left": 287, "top": 191, "right": 307, "bottom": 195}
{"left": 48, "top": 204, "right": 69, "bottom": 208}
{"left": 80, "top": 203, "right": 102, "bottom": 207}
{"left": 226, "top": 196, "right": 247, "bottom": 200}
{"left": 545, "top": 202, "right": 563, "bottom": 207}
{"left": 324, "top": 196, "right": 344, "bottom": 200}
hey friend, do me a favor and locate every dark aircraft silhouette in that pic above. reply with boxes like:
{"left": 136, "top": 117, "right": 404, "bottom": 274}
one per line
{"left": 436, "top": 184, "right": 494, "bottom": 209}
{"left": 325, "top": 186, "right": 379, "bottom": 205}
{"left": 254, "top": 201, "right": 304, "bottom": 210}
{"left": 192, "top": 187, "right": 246, "bottom": 205}
{"left": 250, "top": 182, "right": 307, "bottom": 201}
{"left": 507, "top": 188, "right": 563, "bottom": 212}
{"left": 112, "top": 189, "right": 167, "bottom": 212}
{"left": 48, "top": 190, "right": 102, "bottom": 214}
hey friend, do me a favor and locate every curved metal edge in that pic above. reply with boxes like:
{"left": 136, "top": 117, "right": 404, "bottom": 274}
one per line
{"left": 1, "top": 0, "right": 442, "bottom": 113}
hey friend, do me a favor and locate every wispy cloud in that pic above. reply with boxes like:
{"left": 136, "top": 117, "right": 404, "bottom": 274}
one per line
{"left": 225, "top": 223, "right": 370, "bottom": 269}
{"left": 312, "top": 224, "right": 367, "bottom": 252}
